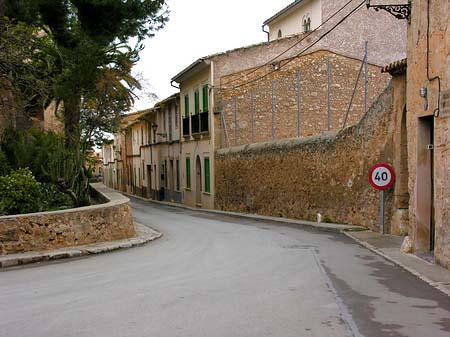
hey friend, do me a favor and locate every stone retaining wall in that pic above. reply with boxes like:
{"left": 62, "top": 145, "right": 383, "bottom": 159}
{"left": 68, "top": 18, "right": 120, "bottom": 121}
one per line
{"left": 0, "top": 183, "right": 135, "bottom": 255}
{"left": 215, "top": 83, "right": 400, "bottom": 231}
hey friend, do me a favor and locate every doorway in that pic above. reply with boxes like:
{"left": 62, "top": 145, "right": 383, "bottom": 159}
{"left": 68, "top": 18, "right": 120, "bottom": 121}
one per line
{"left": 147, "top": 165, "right": 152, "bottom": 199}
{"left": 169, "top": 160, "right": 174, "bottom": 201}
{"left": 416, "top": 116, "right": 434, "bottom": 253}
{"left": 196, "top": 156, "right": 202, "bottom": 206}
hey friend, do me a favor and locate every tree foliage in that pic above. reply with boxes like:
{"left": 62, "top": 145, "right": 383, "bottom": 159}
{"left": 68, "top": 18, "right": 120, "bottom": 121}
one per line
{"left": 4, "top": 0, "right": 168, "bottom": 146}
{"left": 1, "top": 128, "right": 89, "bottom": 207}
{"left": 0, "top": 18, "right": 56, "bottom": 118}
{"left": 1, "top": 0, "right": 168, "bottom": 208}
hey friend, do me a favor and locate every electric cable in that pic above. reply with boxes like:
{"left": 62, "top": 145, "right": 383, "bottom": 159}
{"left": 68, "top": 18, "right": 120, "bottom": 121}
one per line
{"left": 219, "top": 0, "right": 366, "bottom": 91}
{"left": 221, "top": 0, "right": 357, "bottom": 87}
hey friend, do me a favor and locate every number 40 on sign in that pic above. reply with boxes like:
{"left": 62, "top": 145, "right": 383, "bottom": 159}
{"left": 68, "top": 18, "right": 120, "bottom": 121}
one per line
{"left": 369, "top": 163, "right": 395, "bottom": 190}
{"left": 368, "top": 163, "right": 395, "bottom": 234}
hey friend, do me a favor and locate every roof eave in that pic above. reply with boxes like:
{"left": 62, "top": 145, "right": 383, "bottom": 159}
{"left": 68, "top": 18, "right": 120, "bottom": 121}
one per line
{"left": 171, "top": 59, "right": 211, "bottom": 84}
{"left": 263, "top": 0, "right": 305, "bottom": 26}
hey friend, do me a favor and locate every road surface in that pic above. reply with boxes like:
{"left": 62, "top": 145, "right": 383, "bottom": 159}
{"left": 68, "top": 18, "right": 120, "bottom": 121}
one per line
{"left": 1, "top": 198, "right": 449, "bottom": 337}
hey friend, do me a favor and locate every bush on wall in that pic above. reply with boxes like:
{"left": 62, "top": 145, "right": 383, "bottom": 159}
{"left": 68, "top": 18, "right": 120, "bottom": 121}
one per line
{"left": 0, "top": 168, "right": 42, "bottom": 215}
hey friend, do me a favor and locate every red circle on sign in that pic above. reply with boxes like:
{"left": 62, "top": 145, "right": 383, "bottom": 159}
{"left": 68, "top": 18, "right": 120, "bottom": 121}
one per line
{"left": 368, "top": 163, "right": 395, "bottom": 190}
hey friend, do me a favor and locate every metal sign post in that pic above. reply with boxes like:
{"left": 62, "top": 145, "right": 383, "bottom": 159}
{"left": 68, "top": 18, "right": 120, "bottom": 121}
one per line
{"left": 380, "top": 189, "right": 385, "bottom": 234}
{"left": 369, "top": 163, "right": 395, "bottom": 234}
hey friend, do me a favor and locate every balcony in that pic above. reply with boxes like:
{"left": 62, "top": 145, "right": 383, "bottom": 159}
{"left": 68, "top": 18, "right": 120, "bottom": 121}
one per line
{"left": 182, "top": 117, "right": 190, "bottom": 137}
{"left": 183, "top": 113, "right": 209, "bottom": 138}
{"left": 200, "top": 111, "right": 209, "bottom": 133}
{"left": 191, "top": 114, "right": 200, "bottom": 134}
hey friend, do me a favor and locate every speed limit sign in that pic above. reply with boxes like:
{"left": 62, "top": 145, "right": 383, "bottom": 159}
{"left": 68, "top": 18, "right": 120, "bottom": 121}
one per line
{"left": 369, "top": 164, "right": 395, "bottom": 190}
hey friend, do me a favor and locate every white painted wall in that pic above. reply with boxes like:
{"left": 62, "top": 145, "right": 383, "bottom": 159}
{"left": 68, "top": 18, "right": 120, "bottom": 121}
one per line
{"left": 268, "top": 0, "right": 322, "bottom": 40}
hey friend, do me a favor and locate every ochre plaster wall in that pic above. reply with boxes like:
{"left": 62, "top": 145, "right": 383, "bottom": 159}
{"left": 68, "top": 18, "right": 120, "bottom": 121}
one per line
{"left": 406, "top": 0, "right": 450, "bottom": 269}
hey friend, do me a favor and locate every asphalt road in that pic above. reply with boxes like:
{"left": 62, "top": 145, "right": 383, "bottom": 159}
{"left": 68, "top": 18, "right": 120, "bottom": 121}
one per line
{"left": 1, "top": 199, "right": 449, "bottom": 337}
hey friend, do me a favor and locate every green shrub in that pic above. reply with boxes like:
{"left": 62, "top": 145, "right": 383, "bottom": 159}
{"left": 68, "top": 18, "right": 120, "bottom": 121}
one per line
{"left": 0, "top": 168, "right": 42, "bottom": 215}
{"left": 40, "top": 183, "right": 74, "bottom": 210}
{"left": 1, "top": 128, "right": 91, "bottom": 207}
{"left": 0, "top": 149, "right": 10, "bottom": 176}
{"left": 322, "top": 215, "right": 333, "bottom": 223}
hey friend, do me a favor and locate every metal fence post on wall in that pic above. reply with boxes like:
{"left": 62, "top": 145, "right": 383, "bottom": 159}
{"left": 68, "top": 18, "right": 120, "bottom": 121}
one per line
{"left": 234, "top": 96, "right": 238, "bottom": 146}
{"left": 327, "top": 58, "right": 331, "bottom": 131}
{"left": 296, "top": 72, "right": 301, "bottom": 137}
{"left": 364, "top": 41, "right": 369, "bottom": 114}
{"left": 219, "top": 109, "right": 223, "bottom": 148}
{"left": 272, "top": 80, "right": 275, "bottom": 140}
{"left": 251, "top": 91, "right": 255, "bottom": 143}
{"left": 343, "top": 60, "right": 364, "bottom": 129}
{"left": 221, "top": 109, "right": 230, "bottom": 148}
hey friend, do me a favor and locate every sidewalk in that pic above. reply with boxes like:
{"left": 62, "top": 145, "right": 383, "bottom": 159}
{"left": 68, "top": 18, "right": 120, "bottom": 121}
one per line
{"left": 133, "top": 195, "right": 450, "bottom": 297}
{"left": 345, "top": 231, "right": 450, "bottom": 297}
{"left": 0, "top": 223, "right": 161, "bottom": 269}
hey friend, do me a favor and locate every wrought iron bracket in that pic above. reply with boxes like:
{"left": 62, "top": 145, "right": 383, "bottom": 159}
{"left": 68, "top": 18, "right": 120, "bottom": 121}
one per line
{"left": 366, "top": 0, "right": 411, "bottom": 23}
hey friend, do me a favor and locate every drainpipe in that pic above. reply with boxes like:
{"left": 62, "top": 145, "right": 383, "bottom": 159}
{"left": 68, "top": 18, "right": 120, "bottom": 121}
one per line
{"left": 426, "top": 0, "right": 441, "bottom": 117}
{"left": 171, "top": 80, "right": 180, "bottom": 90}
{"left": 262, "top": 24, "right": 270, "bottom": 42}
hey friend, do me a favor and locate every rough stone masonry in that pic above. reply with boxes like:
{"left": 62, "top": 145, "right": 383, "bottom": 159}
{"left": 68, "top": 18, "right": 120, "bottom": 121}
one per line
{"left": 215, "top": 83, "right": 397, "bottom": 231}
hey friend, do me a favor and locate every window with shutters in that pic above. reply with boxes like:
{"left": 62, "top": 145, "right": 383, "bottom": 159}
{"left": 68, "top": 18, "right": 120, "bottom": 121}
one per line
{"left": 202, "top": 84, "right": 209, "bottom": 112}
{"left": 194, "top": 88, "right": 200, "bottom": 114}
{"left": 184, "top": 94, "right": 189, "bottom": 118}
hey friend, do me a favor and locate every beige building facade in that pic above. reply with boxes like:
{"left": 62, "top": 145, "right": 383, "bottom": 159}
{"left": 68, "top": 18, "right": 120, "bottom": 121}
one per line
{"left": 172, "top": 67, "right": 214, "bottom": 209}
{"left": 103, "top": 95, "right": 184, "bottom": 204}
{"left": 170, "top": 0, "right": 406, "bottom": 209}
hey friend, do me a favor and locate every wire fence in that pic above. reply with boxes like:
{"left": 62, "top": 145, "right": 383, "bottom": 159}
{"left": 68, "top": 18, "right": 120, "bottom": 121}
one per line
{"left": 217, "top": 43, "right": 379, "bottom": 149}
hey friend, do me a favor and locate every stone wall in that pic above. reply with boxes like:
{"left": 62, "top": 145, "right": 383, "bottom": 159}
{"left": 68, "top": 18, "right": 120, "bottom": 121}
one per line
{"left": 215, "top": 83, "right": 399, "bottom": 231}
{"left": 216, "top": 50, "right": 390, "bottom": 148}
{"left": 0, "top": 183, "right": 135, "bottom": 255}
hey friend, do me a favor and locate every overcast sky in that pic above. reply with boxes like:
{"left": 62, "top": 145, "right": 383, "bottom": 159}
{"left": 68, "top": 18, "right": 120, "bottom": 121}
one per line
{"left": 132, "top": 0, "right": 292, "bottom": 111}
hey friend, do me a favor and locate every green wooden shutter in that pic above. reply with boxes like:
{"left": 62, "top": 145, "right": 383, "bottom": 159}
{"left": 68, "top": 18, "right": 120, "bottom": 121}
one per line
{"left": 186, "top": 157, "right": 191, "bottom": 189}
{"left": 194, "top": 89, "right": 199, "bottom": 114}
{"left": 184, "top": 94, "right": 189, "bottom": 118}
{"left": 204, "top": 157, "right": 210, "bottom": 193}
{"left": 202, "top": 85, "right": 208, "bottom": 112}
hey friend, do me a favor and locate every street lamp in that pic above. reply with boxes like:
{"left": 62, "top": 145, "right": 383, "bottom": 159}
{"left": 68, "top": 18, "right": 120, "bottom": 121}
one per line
{"left": 151, "top": 123, "right": 158, "bottom": 144}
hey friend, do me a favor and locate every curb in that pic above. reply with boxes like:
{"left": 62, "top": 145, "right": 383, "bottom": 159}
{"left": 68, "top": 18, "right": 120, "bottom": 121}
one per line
{"left": 125, "top": 193, "right": 366, "bottom": 233}
{"left": 344, "top": 231, "right": 450, "bottom": 298}
{"left": 0, "top": 223, "right": 162, "bottom": 269}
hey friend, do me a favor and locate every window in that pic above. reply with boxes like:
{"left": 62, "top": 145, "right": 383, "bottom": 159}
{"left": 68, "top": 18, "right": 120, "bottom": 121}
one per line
{"left": 142, "top": 160, "right": 145, "bottom": 180}
{"left": 186, "top": 157, "right": 191, "bottom": 189}
{"left": 202, "top": 84, "right": 209, "bottom": 112}
{"left": 168, "top": 105, "right": 172, "bottom": 141}
{"left": 277, "top": 29, "right": 282, "bottom": 38}
{"left": 176, "top": 160, "right": 180, "bottom": 191}
{"left": 204, "top": 157, "right": 210, "bottom": 193}
{"left": 303, "top": 15, "right": 311, "bottom": 33}
{"left": 194, "top": 88, "right": 200, "bottom": 114}
{"left": 184, "top": 94, "right": 189, "bottom": 118}
{"left": 164, "top": 160, "right": 168, "bottom": 188}
{"left": 163, "top": 111, "right": 166, "bottom": 131}
{"left": 175, "top": 103, "right": 179, "bottom": 129}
